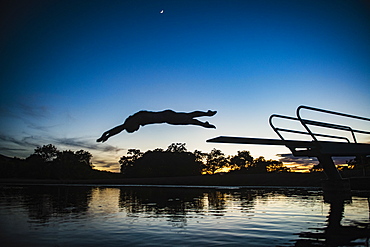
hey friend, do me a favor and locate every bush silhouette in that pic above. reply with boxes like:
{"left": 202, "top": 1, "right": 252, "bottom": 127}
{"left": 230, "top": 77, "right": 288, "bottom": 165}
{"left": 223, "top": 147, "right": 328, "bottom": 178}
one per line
{"left": 125, "top": 151, "right": 200, "bottom": 178}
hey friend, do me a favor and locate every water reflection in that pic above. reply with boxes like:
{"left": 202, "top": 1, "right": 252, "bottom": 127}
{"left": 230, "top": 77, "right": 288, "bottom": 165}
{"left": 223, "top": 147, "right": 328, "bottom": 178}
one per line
{"left": 296, "top": 192, "right": 370, "bottom": 246}
{"left": 117, "top": 187, "right": 257, "bottom": 228}
{"left": 119, "top": 187, "right": 204, "bottom": 228}
{"left": 0, "top": 185, "right": 369, "bottom": 246}
{"left": 1, "top": 186, "right": 92, "bottom": 224}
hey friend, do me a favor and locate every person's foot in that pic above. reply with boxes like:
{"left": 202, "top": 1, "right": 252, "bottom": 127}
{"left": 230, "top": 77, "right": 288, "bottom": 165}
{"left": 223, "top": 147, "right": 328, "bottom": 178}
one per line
{"left": 204, "top": 121, "right": 216, "bottom": 128}
{"left": 207, "top": 110, "right": 217, "bottom": 116}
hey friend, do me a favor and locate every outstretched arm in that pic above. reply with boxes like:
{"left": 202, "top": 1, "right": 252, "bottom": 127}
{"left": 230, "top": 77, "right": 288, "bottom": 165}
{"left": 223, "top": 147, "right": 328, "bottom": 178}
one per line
{"left": 96, "top": 124, "right": 126, "bottom": 142}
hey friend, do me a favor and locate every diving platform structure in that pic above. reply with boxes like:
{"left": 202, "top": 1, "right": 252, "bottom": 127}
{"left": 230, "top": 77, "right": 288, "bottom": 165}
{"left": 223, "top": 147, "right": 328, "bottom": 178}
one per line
{"left": 207, "top": 106, "right": 370, "bottom": 190}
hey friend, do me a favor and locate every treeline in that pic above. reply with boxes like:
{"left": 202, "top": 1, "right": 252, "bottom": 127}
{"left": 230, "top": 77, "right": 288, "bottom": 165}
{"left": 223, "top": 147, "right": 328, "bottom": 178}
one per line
{"left": 119, "top": 143, "right": 290, "bottom": 178}
{"left": 1, "top": 143, "right": 368, "bottom": 180}
{"left": 0, "top": 144, "right": 119, "bottom": 179}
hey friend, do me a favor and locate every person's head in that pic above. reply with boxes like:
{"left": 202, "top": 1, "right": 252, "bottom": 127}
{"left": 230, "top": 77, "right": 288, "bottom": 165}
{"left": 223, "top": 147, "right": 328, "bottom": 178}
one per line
{"left": 125, "top": 123, "right": 140, "bottom": 133}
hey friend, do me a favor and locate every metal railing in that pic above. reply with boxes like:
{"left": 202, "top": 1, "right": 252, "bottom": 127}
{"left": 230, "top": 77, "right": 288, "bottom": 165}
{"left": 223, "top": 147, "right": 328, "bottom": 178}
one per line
{"left": 269, "top": 105, "right": 370, "bottom": 144}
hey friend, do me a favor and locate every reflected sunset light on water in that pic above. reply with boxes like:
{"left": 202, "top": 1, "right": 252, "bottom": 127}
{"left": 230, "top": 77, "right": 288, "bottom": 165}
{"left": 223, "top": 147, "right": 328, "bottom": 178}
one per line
{"left": 1, "top": 185, "right": 369, "bottom": 246}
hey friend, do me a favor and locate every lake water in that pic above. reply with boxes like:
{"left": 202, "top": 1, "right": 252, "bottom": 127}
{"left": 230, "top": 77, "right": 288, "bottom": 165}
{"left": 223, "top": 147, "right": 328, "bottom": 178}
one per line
{"left": 0, "top": 185, "right": 369, "bottom": 247}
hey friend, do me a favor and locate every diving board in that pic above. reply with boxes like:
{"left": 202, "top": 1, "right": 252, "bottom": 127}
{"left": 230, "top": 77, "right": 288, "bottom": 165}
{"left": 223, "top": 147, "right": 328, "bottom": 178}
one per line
{"left": 207, "top": 106, "right": 370, "bottom": 184}
{"left": 207, "top": 136, "right": 370, "bottom": 157}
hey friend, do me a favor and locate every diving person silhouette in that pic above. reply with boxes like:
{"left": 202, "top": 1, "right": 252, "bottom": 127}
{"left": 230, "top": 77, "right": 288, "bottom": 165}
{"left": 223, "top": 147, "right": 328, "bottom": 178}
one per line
{"left": 97, "top": 110, "right": 217, "bottom": 142}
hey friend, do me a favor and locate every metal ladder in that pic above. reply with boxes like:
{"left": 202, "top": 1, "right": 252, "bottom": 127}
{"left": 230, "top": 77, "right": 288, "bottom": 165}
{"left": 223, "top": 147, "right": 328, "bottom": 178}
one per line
{"left": 207, "top": 105, "right": 370, "bottom": 188}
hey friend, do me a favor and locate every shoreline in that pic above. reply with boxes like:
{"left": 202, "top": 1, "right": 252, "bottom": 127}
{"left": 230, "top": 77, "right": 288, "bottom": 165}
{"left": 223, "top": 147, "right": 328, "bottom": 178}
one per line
{"left": 0, "top": 173, "right": 326, "bottom": 187}
{"left": 1, "top": 173, "right": 369, "bottom": 190}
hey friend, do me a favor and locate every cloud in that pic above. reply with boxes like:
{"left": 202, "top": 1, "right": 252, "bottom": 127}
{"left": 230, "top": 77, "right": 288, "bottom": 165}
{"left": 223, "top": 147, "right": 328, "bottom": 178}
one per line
{"left": 94, "top": 159, "right": 119, "bottom": 168}
{"left": 277, "top": 153, "right": 318, "bottom": 167}
{"left": 0, "top": 132, "right": 123, "bottom": 172}
{"left": 0, "top": 133, "right": 42, "bottom": 158}
{"left": 0, "top": 146, "right": 28, "bottom": 152}
{"left": 51, "top": 137, "right": 125, "bottom": 153}
{"left": 0, "top": 132, "right": 124, "bottom": 158}
{"left": 1, "top": 103, "right": 57, "bottom": 134}
{"left": 0, "top": 133, "right": 39, "bottom": 148}
{"left": 332, "top": 156, "right": 356, "bottom": 165}
{"left": 26, "top": 122, "right": 59, "bottom": 132}
{"left": 1, "top": 103, "right": 51, "bottom": 121}
{"left": 0, "top": 134, "right": 24, "bottom": 146}
{"left": 19, "top": 103, "right": 50, "bottom": 119}
{"left": 92, "top": 159, "right": 120, "bottom": 172}
{"left": 277, "top": 153, "right": 355, "bottom": 167}
{"left": 0, "top": 106, "right": 16, "bottom": 118}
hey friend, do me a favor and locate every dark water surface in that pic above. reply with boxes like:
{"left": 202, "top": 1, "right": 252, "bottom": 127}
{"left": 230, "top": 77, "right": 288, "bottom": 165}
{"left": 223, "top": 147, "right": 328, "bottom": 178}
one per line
{"left": 0, "top": 185, "right": 369, "bottom": 246}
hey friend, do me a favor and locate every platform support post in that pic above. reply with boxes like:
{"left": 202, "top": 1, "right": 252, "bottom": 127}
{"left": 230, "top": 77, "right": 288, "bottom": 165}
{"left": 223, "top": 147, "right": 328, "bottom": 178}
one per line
{"left": 317, "top": 154, "right": 342, "bottom": 180}
{"left": 318, "top": 154, "right": 351, "bottom": 192}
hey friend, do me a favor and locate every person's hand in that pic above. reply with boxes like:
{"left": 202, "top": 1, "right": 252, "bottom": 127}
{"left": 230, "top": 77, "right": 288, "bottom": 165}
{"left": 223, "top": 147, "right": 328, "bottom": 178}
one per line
{"left": 96, "top": 133, "right": 109, "bottom": 142}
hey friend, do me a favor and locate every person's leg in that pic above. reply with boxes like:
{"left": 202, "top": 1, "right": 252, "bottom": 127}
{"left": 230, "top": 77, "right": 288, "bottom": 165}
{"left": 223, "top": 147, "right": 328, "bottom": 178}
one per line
{"left": 168, "top": 118, "right": 216, "bottom": 128}
{"left": 192, "top": 119, "right": 216, "bottom": 128}
{"left": 187, "top": 110, "right": 217, "bottom": 118}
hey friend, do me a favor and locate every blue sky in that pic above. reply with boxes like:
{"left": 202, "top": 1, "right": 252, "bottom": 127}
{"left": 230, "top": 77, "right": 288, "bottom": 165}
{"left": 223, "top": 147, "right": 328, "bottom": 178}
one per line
{"left": 1, "top": 0, "right": 369, "bottom": 172}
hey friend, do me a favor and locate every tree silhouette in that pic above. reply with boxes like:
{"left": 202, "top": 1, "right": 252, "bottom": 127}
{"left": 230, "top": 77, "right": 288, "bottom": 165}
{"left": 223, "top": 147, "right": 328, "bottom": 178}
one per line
{"left": 193, "top": 150, "right": 207, "bottom": 165}
{"left": 17, "top": 145, "right": 95, "bottom": 179}
{"left": 266, "top": 160, "right": 290, "bottom": 173}
{"left": 75, "top": 150, "right": 93, "bottom": 168}
{"left": 229, "top": 150, "right": 253, "bottom": 171}
{"left": 52, "top": 150, "right": 94, "bottom": 179}
{"left": 248, "top": 156, "right": 269, "bottom": 173}
{"left": 33, "top": 144, "right": 59, "bottom": 162}
{"left": 23, "top": 144, "right": 60, "bottom": 178}
{"left": 166, "top": 143, "right": 187, "bottom": 153}
{"left": 1, "top": 142, "right": 295, "bottom": 180}
{"left": 310, "top": 163, "right": 323, "bottom": 173}
{"left": 203, "top": 149, "right": 228, "bottom": 174}
{"left": 118, "top": 145, "right": 291, "bottom": 176}
{"left": 119, "top": 149, "right": 143, "bottom": 175}
{"left": 119, "top": 143, "right": 200, "bottom": 177}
